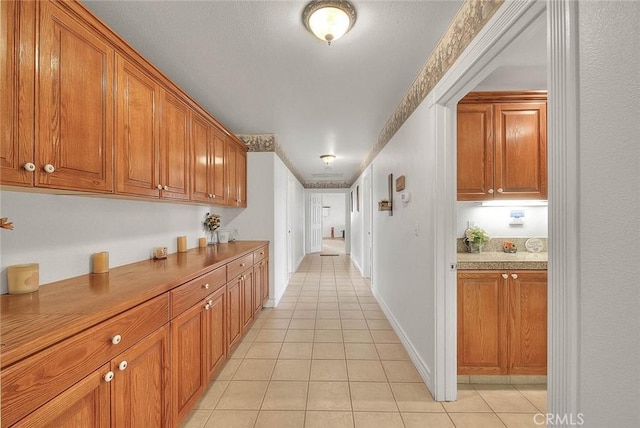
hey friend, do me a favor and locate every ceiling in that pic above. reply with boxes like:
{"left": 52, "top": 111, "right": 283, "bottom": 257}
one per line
{"left": 84, "top": 0, "right": 464, "bottom": 185}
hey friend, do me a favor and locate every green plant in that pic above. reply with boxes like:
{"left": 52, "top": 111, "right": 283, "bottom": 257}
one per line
{"left": 465, "top": 226, "right": 489, "bottom": 244}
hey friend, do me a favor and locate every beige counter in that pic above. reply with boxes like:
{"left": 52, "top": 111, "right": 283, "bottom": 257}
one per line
{"left": 457, "top": 251, "right": 547, "bottom": 270}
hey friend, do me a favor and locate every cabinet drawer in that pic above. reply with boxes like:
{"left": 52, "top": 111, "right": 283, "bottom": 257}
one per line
{"left": 253, "top": 246, "right": 268, "bottom": 263}
{"left": 171, "top": 267, "right": 226, "bottom": 317}
{"left": 1, "top": 294, "right": 169, "bottom": 426}
{"left": 227, "top": 253, "right": 254, "bottom": 280}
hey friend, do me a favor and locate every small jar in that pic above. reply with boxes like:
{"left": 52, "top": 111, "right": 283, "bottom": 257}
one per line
{"left": 7, "top": 263, "right": 40, "bottom": 294}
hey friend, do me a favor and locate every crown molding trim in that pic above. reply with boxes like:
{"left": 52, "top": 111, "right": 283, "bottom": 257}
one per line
{"left": 359, "top": 0, "right": 504, "bottom": 175}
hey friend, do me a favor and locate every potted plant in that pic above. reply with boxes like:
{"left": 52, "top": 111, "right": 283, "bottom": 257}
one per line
{"left": 464, "top": 226, "right": 490, "bottom": 253}
{"left": 203, "top": 213, "right": 221, "bottom": 245}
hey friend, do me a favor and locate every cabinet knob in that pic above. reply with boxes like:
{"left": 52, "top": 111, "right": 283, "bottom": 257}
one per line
{"left": 501, "top": 273, "right": 508, "bottom": 279}
{"left": 118, "top": 360, "right": 128, "bottom": 371}
{"left": 157, "top": 184, "right": 163, "bottom": 190}
{"left": 208, "top": 299, "right": 213, "bottom": 305}
{"left": 497, "top": 188, "right": 504, "bottom": 193}
{"left": 111, "top": 334, "right": 122, "bottom": 345}
{"left": 205, "top": 303, "right": 211, "bottom": 310}
{"left": 511, "top": 273, "right": 518, "bottom": 279}
{"left": 23, "top": 162, "right": 36, "bottom": 172}
{"left": 487, "top": 189, "right": 494, "bottom": 194}
{"left": 212, "top": 194, "right": 216, "bottom": 199}
{"left": 208, "top": 194, "right": 213, "bottom": 198}
{"left": 203, "top": 283, "right": 210, "bottom": 290}
{"left": 104, "top": 371, "right": 115, "bottom": 382}
{"left": 163, "top": 185, "right": 169, "bottom": 191}
{"left": 240, "top": 263, "right": 245, "bottom": 267}
{"left": 43, "top": 164, "right": 55, "bottom": 173}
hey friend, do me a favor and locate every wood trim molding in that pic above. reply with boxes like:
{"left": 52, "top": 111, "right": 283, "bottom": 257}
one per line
{"left": 459, "top": 90, "right": 548, "bottom": 103}
{"left": 547, "top": 0, "right": 581, "bottom": 421}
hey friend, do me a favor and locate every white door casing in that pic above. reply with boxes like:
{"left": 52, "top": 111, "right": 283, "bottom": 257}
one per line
{"left": 307, "top": 192, "right": 322, "bottom": 253}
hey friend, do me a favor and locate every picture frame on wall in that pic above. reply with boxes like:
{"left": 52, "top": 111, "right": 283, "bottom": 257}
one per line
{"left": 356, "top": 185, "right": 360, "bottom": 212}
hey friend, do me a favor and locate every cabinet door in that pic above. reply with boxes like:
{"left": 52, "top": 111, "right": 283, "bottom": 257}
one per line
{"left": 191, "top": 112, "right": 211, "bottom": 203}
{"left": 112, "top": 325, "right": 171, "bottom": 427}
{"left": 457, "top": 271, "right": 508, "bottom": 374}
{"left": 457, "top": 103, "right": 494, "bottom": 200}
{"left": 205, "top": 286, "right": 227, "bottom": 379}
{"left": 115, "top": 55, "right": 161, "bottom": 197}
{"left": 226, "top": 141, "right": 238, "bottom": 206}
{"left": 13, "top": 364, "right": 111, "bottom": 428}
{"left": 160, "top": 90, "right": 190, "bottom": 200}
{"left": 253, "top": 264, "right": 263, "bottom": 317}
{"left": 494, "top": 102, "right": 547, "bottom": 199}
{"left": 227, "top": 278, "right": 242, "bottom": 349}
{"left": 37, "top": 1, "right": 113, "bottom": 192}
{"left": 237, "top": 149, "right": 247, "bottom": 207}
{"left": 1, "top": 0, "right": 34, "bottom": 186}
{"left": 211, "top": 126, "right": 227, "bottom": 202}
{"left": 262, "top": 257, "right": 270, "bottom": 306}
{"left": 171, "top": 303, "right": 205, "bottom": 425}
{"left": 241, "top": 270, "right": 254, "bottom": 330}
{"left": 508, "top": 271, "right": 547, "bottom": 374}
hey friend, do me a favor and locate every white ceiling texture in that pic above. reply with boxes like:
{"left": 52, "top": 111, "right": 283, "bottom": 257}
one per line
{"left": 84, "top": 1, "right": 544, "bottom": 187}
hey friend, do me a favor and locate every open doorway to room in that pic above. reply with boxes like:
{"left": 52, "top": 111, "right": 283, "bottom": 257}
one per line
{"left": 320, "top": 193, "right": 347, "bottom": 255}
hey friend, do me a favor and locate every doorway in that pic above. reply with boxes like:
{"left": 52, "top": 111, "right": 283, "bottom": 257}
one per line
{"left": 320, "top": 193, "right": 347, "bottom": 255}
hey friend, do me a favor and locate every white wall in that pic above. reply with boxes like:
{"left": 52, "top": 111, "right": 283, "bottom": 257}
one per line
{"left": 349, "top": 182, "right": 363, "bottom": 272}
{"left": 577, "top": 2, "right": 640, "bottom": 426}
{"left": 456, "top": 202, "right": 547, "bottom": 238}
{"left": 351, "top": 99, "right": 438, "bottom": 389}
{"left": 0, "top": 191, "right": 210, "bottom": 294}
{"left": 289, "top": 172, "right": 305, "bottom": 270}
{"left": 321, "top": 193, "right": 345, "bottom": 238}
{"left": 272, "top": 157, "right": 289, "bottom": 304}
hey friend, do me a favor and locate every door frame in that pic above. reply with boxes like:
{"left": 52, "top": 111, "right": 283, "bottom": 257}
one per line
{"left": 362, "top": 166, "right": 373, "bottom": 279}
{"left": 430, "top": 0, "right": 579, "bottom": 417}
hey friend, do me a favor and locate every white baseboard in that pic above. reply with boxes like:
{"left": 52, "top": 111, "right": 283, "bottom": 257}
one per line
{"left": 372, "top": 288, "right": 434, "bottom": 394}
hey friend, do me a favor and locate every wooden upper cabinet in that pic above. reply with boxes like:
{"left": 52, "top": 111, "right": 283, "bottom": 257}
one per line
{"left": 160, "top": 91, "right": 190, "bottom": 200}
{"left": 237, "top": 149, "right": 247, "bottom": 207}
{"left": 457, "top": 104, "right": 494, "bottom": 200}
{"left": 36, "top": 0, "right": 114, "bottom": 192}
{"left": 115, "top": 54, "right": 161, "bottom": 198}
{"left": 494, "top": 103, "right": 547, "bottom": 199}
{"left": 457, "top": 92, "right": 547, "bottom": 201}
{"left": 1, "top": 0, "right": 35, "bottom": 186}
{"left": 191, "top": 112, "right": 212, "bottom": 203}
{"left": 211, "top": 127, "right": 227, "bottom": 201}
{"left": 226, "top": 141, "right": 239, "bottom": 205}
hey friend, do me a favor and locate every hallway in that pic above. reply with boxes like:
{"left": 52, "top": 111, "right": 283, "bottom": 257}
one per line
{"left": 182, "top": 254, "right": 546, "bottom": 428}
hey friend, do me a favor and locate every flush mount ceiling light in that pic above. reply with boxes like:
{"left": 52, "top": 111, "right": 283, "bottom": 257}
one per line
{"left": 320, "top": 154, "right": 337, "bottom": 165}
{"left": 303, "top": 0, "right": 357, "bottom": 46}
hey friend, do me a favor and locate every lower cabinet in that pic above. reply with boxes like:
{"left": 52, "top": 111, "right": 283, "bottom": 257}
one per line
{"left": 227, "top": 278, "right": 243, "bottom": 350}
{"left": 205, "top": 286, "right": 227, "bottom": 380}
{"left": 457, "top": 270, "right": 547, "bottom": 375}
{"left": 241, "top": 268, "right": 254, "bottom": 331}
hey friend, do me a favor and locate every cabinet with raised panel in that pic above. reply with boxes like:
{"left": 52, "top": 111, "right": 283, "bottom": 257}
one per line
{"left": 457, "top": 270, "right": 547, "bottom": 375}
{"left": 457, "top": 92, "right": 547, "bottom": 201}
{"left": 191, "top": 114, "right": 227, "bottom": 204}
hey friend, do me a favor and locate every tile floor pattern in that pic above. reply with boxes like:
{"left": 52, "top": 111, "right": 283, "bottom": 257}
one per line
{"left": 182, "top": 254, "right": 547, "bottom": 428}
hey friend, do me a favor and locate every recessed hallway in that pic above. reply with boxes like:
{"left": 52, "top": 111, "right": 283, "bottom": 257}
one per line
{"left": 182, "top": 254, "right": 546, "bottom": 428}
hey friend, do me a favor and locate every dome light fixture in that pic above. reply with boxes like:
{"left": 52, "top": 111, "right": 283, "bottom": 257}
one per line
{"left": 320, "top": 154, "right": 337, "bottom": 165}
{"left": 303, "top": 1, "right": 357, "bottom": 46}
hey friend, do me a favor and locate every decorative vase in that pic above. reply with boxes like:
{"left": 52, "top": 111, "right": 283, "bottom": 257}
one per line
{"left": 208, "top": 230, "right": 218, "bottom": 245}
{"left": 467, "top": 241, "right": 483, "bottom": 253}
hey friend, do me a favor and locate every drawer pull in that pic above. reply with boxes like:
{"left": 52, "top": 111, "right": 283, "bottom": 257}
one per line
{"left": 111, "top": 334, "right": 122, "bottom": 345}
{"left": 104, "top": 371, "right": 115, "bottom": 382}
{"left": 203, "top": 283, "right": 210, "bottom": 290}
{"left": 511, "top": 273, "right": 518, "bottom": 279}
{"left": 205, "top": 303, "right": 211, "bottom": 311}
{"left": 501, "top": 273, "right": 508, "bottom": 279}
{"left": 118, "top": 361, "right": 128, "bottom": 371}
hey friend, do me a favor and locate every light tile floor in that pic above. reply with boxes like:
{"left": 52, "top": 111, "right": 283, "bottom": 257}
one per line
{"left": 182, "top": 254, "right": 547, "bottom": 428}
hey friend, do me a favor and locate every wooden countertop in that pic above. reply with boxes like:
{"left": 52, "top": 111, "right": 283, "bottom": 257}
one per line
{"left": 0, "top": 241, "right": 268, "bottom": 368}
{"left": 457, "top": 251, "right": 547, "bottom": 270}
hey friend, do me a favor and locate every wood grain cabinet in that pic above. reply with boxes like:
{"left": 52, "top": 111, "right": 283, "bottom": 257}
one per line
{"left": 457, "top": 92, "right": 547, "bottom": 201}
{"left": 191, "top": 113, "right": 226, "bottom": 204}
{"left": 226, "top": 276, "right": 243, "bottom": 350}
{"left": 457, "top": 270, "right": 547, "bottom": 375}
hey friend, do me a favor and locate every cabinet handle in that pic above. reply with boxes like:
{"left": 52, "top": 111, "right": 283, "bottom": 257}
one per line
{"left": 43, "top": 164, "right": 55, "bottom": 173}
{"left": 104, "top": 371, "right": 115, "bottom": 382}
{"left": 260, "top": 262, "right": 264, "bottom": 266}
{"left": 111, "top": 334, "right": 122, "bottom": 345}
{"left": 205, "top": 303, "right": 211, "bottom": 310}
{"left": 163, "top": 185, "right": 169, "bottom": 191}
{"left": 118, "top": 360, "right": 128, "bottom": 371}
{"left": 208, "top": 194, "right": 213, "bottom": 198}
{"left": 260, "top": 252, "right": 264, "bottom": 255}
{"left": 23, "top": 162, "right": 36, "bottom": 172}
{"left": 212, "top": 194, "right": 216, "bottom": 199}
{"left": 157, "top": 184, "right": 163, "bottom": 190}
{"left": 511, "top": 273, "right": 518, "bottom": 279}
{"left": 497, "top": 188, "right": 504, "bottom": 193}
{"left": 487, "top": 188, "right": 494, "bottom": 194}
{"left": 240, "top": 263, "right": 245, "bottom": 267}
{"left": 203, "top": 283, "right": 210, "bottom": 290}
{"left": 501, "top": 273, "right": 508, "bottom": 279}
{"left": 208, "top": 299, "right": 213, "bottom": 306}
